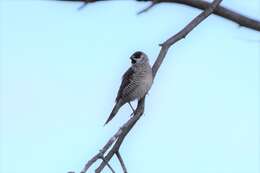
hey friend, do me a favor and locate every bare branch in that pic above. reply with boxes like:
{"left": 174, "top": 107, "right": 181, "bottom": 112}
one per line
{"left": 152, "top": 0, "right": 224, "bottom": 76}
{"left": 74, "top": 0, "right": 223, "bottom": 173}
{"left": 144, "top": 0, "right": 260, "bottom": 31}
{"left": 80, "top": 128, "right": 123, "bottom": 172}
{"left": 100, "top": 157, "right": 115, "bottom": 173}
{"left": 80, "top": 152, "right": 102, "bottom": 172}
{"left": 116, "top": 151, "right": 127, "bottom": 173}
{"left": 79, "top": 98, "right": 145, "bottom": 173}
{"left": 137, "top": 0, "right": 157, "bottom": 15}
{"left": 77, "top": 2, "right": 87, "bottom": 10}
{"left": 53, "top": 0, "right": 260, "bottom": 31}
{"left": 95, "top": 98, "right": 145, "bottom": 173}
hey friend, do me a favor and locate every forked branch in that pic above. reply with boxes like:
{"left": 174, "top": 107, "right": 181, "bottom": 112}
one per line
{"left": 68, "top": 0, "right": 223, "bottom": 173}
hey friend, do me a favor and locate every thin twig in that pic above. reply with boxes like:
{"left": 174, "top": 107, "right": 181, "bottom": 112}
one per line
{"left": 78, "top": 2, "right": 88, "bottom": 10}
{"left": 137, "top": 0, "right": 157, "bottom": 15}
{"left": 80, "top": 152, "right": 102, "bottom": 172}
{"left": 116, "top": 151, "right": 127, "bottom": 173}
{"left": 128, "top": 102, "right": 135, "bottom": 113}
{"left": 100, "top": 156, "right": 115, "bottom": 173}
{"left": 80, "top": 129, "right": 123, "bottom": 172}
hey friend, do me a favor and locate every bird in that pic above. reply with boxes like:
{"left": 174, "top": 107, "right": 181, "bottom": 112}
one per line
{"left": 104, "top": 51, "right": 153, "bottom": 125}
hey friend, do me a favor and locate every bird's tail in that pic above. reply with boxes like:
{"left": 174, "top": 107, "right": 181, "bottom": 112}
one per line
{"left": 104, "top": 101, "right": 123, "bottom": 125}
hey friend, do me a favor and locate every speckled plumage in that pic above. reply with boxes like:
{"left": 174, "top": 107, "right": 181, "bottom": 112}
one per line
{"left": 104, "top": 51, "right": 153, "bottom": 125}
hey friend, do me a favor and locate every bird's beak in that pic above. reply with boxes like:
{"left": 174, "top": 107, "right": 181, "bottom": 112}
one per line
{"left": 130, "top": 56, "right": 136, "bottom": 64}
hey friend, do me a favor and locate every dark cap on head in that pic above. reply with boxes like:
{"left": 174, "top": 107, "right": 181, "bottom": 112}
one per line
{"left": 131, "top": 51, "right": 143, "bottom": 59}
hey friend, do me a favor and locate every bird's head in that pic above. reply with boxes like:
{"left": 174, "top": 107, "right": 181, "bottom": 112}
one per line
{"left": 130, "top": 51, "right": 148, "bottom": 65}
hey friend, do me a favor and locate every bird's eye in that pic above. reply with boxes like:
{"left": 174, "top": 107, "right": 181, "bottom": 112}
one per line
{"left": 133, "top": 52, "right": 142, "bottom": 59}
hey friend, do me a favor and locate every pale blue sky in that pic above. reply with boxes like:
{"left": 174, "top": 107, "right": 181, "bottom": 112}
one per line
{"left": 0, "top": 0, "right": 260, "bottom": 173}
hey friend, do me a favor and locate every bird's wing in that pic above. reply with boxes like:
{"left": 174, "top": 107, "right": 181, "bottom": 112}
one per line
{"left": 116, "top": 67, "right": 134, "bottom": 102}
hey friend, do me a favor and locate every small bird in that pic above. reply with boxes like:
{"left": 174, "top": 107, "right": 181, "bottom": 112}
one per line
{"left": 104, "top": 51, "right": 153, "bottom": 125}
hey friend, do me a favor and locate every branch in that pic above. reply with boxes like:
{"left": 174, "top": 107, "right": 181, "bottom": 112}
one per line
{"left": 116, "top": 151, "right": 127, "bottom": 173}
{"left": 152, "top": 0, "right": 224, "bottom": 76}
{"left": 69, "top": 0, "right": 223, "bottom": 173}
{"left": 138, "top": 0, "right": 260, "bottom": 31}
{"left": 137, "top": 0, "right": 157, "bottom": 15}
{"left": 94, "top": 98, "right": 145, "bottom": 173}
{"left": 53, "top": 0, "right": 260, "bottom": 31}
{"left": 100, "top": 157, "right": 115, "bottom": 173}
{"left": 79, "top": 98, "right": 145, "bottom": 173}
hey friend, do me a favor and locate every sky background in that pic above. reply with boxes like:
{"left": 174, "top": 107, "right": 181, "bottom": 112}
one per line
{"left": 0, "top": 0, "right": 260, "bottom": 173}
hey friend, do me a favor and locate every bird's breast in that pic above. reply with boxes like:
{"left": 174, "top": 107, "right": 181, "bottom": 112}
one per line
{"left": 134, "top": 69, "right": 153, "bottom": 99}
